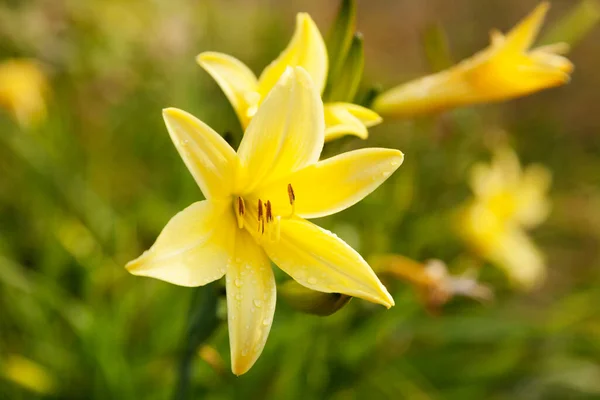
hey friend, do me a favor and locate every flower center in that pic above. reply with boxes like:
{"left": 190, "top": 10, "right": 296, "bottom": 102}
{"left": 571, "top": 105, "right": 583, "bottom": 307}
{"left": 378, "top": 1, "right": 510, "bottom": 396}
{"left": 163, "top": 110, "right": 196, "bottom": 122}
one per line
{"left": 233, "top": 184, "right": 296, "bottom": 243}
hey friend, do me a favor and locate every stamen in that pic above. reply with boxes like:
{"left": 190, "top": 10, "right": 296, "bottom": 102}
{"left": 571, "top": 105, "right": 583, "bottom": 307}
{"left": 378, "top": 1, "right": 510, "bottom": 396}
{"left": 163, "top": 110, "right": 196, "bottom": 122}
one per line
{"left": 287, "top": 183, "right": 296, "bottom": 216}
{"left": 270, "top": 215, "right": 281, "bottom": 242}
{"left": 236, "top": 197, "right": 245, "bottom": 229}
{"left": 265, "top": 200, "right": 273, "bottom": 223}
{"left": 257, "top": 199, "right": 264, "bottom": 233}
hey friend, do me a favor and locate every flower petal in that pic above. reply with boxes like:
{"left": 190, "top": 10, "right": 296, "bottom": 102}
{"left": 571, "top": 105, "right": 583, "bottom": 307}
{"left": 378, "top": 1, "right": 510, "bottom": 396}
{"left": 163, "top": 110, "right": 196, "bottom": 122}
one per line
{"left": 236, "top": 67, "right": 324, "bottom": 193}
{"left": 196, "top": 52, "right": 259, "bottom": 128}
{"left": 163, "top": 108, "right": 237, "bottom": 199}
{"left": 503, "top": 2, "right": 549, "bottom": 53}
{"left": 258, "top": 148, "right": 403, "bottom": 219}
{"left": 126, "top": 201, "right": 234, "bottom": 287}
{"left": 263, "top": 218, "right": 394, "bottom": 308}
{"left": 258, "top": 13, "right": 328, "bottom": 96}
{"left": 490, "top": 227, "right": 546, "bottom": 290}
{"left": 515, "top": 164, "right": 552, "bottom": 228}
{"left": 323, "top": 102, "right": 382, "bottom": 142}
{"left": 226, "top": 229, "right": 276, "bottom": 376}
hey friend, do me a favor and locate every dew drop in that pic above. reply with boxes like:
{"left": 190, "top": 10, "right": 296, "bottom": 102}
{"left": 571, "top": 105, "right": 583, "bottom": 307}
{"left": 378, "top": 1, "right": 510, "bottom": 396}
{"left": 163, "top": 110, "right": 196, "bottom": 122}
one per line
{"left": 234, "top": 278, "right": 243, "bottom": 288}
{"left": 253, "top": 299, "right": 263, "bottom": 308}
{"left": 307, "top": 276, "right": 318, "bottom": 285}
{"left": 235, "top": 293, "right": 243, "bottom": 301}
{"left": 241, "top": 349, "right": 249, "bottom": 357}
{"left": 262, "top": 318, "right": 272, "bottom": 326}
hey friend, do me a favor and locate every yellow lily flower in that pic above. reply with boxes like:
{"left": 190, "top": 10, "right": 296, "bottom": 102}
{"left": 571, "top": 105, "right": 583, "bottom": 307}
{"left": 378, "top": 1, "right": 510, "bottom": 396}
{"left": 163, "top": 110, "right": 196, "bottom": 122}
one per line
{"left": 126, "top": 67, "right": 403, "bottom": 375}
{"left": 197, "top": 13, "right": 381, "bottom": 141}
{"left": 458, "top": 147, "right": 551, "bottom": 289}
{"left": 0, "top": 59, "right": 48, "bottom": 127}
{"left": 373, "top": 2, "right": 574, "bottom": 118}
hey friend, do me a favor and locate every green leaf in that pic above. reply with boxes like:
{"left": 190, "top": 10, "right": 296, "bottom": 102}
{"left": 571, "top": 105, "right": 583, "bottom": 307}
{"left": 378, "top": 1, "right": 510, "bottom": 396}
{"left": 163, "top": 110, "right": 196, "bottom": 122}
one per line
{"left": 326, "top": 33, "right": 364, "bottom": 102}
{"left": 540, "top": 0, "right": 600, "bottom": 48}
{"left": 422, "top": 22, "right": 453, "bottom": 72}
{"left": 326, "top": 0, "right": 357, "bottom": 85}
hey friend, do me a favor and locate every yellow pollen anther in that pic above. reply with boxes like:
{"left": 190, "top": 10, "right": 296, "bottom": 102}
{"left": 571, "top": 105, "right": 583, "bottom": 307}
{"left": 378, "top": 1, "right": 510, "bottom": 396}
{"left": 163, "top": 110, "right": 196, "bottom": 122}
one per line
{"left": 235, "top": 197, "right": 245, "bottom": 229}
{"left": 287, "top": 183, "right": 296, "bottom": 216}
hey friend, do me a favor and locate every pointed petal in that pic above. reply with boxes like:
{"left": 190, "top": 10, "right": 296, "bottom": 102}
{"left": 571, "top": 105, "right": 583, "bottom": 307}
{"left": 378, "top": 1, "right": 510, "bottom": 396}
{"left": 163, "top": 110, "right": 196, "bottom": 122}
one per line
{"left": 163, "top": 108, "right": 237, "bottom": 199}
{"left": 323, "top": 102, "right": 382, "bottom": 142}
{"left": 126, "top": 201, "right": 234, "bottom": 287}
{"left": 515, "top": 164, "right": 552, "bottom": 228}
{"left": 263, "top": 218, "right": 394, "bottom": 308}
{"left": 504, "top": 2, "right": 550, "bottom": 52}
{"left": 532, "top": 42, "right": 570, "bottom": 55}
{"left": 258, "top": 148, "right": 403, "bottom": 219}
{"left": 236, "top": 67, "right": 324, "bottom": 193}
{"left": 226, "top": 229, "right": 276, "bottom": 375}
{"left": 489, "top": 29, "right": 505, "bottom": 47}
{"left": 491, "top": 228, "right": 545, "bottom": 290}
{"left": 196, "top": 52, "right": 259, "bottom": 128}
{"left": 258, "top": 13, "right": 328, "bottom": 96}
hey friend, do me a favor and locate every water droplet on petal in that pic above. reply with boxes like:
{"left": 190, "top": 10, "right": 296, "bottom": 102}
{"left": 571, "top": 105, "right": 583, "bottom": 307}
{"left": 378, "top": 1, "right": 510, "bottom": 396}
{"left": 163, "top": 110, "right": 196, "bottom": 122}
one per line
{"left": 253, "top": 299, "right": 263, "bottom": 308}
{"left": 235, "top": 293, "right": 243, "bottom": 301}
{"left": 307, "top": 276, "right": 318, "bottom": 285}
{"left": 234, "top": 278, "right": 243, "bottom": 287}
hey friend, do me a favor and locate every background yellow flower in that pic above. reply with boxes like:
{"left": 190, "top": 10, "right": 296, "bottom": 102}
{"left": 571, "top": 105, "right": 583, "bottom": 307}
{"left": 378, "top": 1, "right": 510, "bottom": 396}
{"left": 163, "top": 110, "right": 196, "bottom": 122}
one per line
{"left": 0, "top": 59, "right": 48, "bottom": 127}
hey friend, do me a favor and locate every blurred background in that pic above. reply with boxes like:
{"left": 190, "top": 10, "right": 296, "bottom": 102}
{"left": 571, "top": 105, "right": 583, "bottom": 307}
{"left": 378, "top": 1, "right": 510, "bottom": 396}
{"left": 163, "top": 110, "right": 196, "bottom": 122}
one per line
{"left": 1, "top": 0, "right": 599, "bottom": 398}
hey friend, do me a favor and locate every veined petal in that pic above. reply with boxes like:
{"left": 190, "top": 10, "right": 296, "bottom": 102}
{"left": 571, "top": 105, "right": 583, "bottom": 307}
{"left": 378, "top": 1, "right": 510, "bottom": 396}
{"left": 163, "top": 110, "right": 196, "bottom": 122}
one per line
{"left": 126, "top": 201, "right": 234, "bottom": 287}
{"left": 226, "top": 229, "right": 276, "bottom": 376}
{"left": 503, "top": 2, "right": 549, "bottom": 53}
{"left": 196, "top": 52, "right": 259, "bottom": 128}
{"left": 236, "top": 67, "right": 324, "bottom": 193}
{"left": 163, "top": 108, "right": 237, "bottom": 199}
{"left": 258, "top": 148, "right": 403, "bottom": 219}
{"left": 323, "top": 103, "right": 382, "bottom": 142}
{"left": 263, "top": 218, "right": 394, "bottom": 308}
{"left": 258, "top": 13, "right": 328, "bottom": 96}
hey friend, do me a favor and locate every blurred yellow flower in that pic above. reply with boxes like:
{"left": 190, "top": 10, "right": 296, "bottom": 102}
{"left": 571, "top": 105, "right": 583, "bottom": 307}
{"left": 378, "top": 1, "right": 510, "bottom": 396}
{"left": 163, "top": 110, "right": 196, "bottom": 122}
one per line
{"left": 0, "top": 59, "right": 48, "bottom": 127}
{"left": 2, "top": 354, "right": 56, "bottom": 395}
{"left": 197, "top": 13, "right": 381, "bottom": 141}
{"left": 373, "top": 2, "right": 574, "bottom": 118}
{"left": 458, "top": 147, "right": 552, "bottom": 289}
{"left": 126, "top": 67, "right": 403, "bottom": 375}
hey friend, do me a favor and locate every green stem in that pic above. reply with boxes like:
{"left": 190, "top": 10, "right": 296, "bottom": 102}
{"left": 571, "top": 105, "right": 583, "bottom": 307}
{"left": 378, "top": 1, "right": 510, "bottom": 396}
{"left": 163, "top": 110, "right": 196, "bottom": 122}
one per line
{"left": 173, "top": 283, "right": 221, "bottom": 400}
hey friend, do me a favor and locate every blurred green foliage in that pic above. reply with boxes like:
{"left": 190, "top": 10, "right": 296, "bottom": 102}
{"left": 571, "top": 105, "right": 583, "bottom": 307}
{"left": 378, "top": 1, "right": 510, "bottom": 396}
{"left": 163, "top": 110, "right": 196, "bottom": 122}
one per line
{"left": 1, "top": 1, "right": 600, "bottom": 399}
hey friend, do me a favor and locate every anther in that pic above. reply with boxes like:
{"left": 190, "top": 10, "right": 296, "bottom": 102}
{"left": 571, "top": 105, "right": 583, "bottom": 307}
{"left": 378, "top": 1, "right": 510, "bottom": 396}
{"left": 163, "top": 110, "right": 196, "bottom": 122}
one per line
{"left": 257, "top": 199, "right": 264, "bottom": 233}
{"left": 265, "top": 200, "right": 273, "bottom": 223}
{"left": 287, "top": 183, "right": 296, "bottom": 216}
{"left": 236, "top": 197, "right": 246, "bottom": 229}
